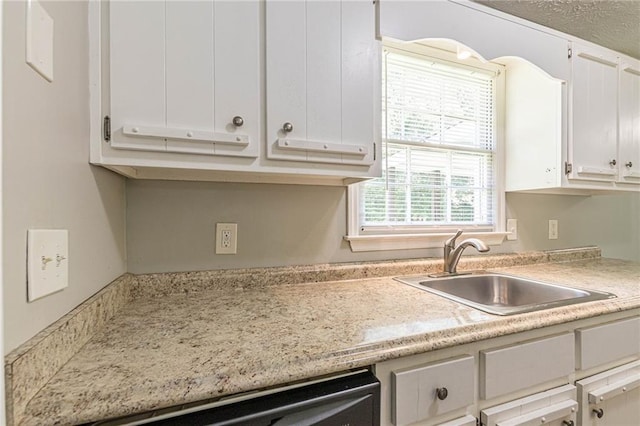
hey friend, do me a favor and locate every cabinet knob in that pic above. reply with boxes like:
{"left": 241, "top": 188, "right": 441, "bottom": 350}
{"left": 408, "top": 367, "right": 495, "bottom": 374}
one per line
{"left": 626, "top": 161, "right": 633, "bottom": 168}
{"left": 609, "top": 159, "right": 617, "bottom": 166}
{"left": 232, "top": 116, "right": 244, "bottom": 127}
{"left": 592, "top": 408, "right": 604, "bottom": 418}
{"left": 562, "top": 421, "right": 574, "bottom": 426}
{"left": 282, "top": 122, "right": 294, "bottom": 133}
{"left": 435, "top": 387, "right": 448, "bottom": 400}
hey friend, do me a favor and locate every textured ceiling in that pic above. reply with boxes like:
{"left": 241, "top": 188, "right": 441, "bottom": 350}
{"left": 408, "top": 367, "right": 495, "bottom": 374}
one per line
{"left": 474, "top": 0, "right": 640, "bottom": 59}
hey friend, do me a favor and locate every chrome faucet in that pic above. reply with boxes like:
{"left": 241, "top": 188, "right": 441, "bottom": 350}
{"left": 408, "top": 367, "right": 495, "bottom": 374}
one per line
{"left": 442, "top": 230, "right": 489, "bottom": 275}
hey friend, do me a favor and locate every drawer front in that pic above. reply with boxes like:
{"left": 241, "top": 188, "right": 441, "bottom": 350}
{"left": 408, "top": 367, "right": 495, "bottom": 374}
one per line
{"left": 392, "top": 355, "right": 474, "bottom": 426}
{"left": 480, "top": 333, "right": 575, "bottom": 400}
{"left": 576, "top": 317, "right": 640, "bottom": 370}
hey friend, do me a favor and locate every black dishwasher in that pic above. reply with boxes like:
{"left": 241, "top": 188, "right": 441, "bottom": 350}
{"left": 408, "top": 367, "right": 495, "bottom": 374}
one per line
{"left": 91, "top": 370, "right": 380, "bottom": 426}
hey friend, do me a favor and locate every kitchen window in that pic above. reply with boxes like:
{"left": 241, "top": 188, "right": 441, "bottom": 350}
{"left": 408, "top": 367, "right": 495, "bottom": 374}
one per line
{"left": 346, "top": 42, "right": 507, "bottom": 252}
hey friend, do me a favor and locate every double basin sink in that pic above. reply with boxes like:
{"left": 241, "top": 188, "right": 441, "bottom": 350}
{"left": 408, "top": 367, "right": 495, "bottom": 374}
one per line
{"left": 394, "top": 272, "right": 616, "bottom": 315}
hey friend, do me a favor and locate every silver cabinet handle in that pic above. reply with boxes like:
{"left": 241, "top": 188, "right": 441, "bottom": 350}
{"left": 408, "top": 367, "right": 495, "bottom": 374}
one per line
{"left": 232, "top": 116, "right": 244, "bottom": 127}
{"left": 626, "top": 161, "right": 633, "bottom": 168}
{"left": 592, "top": 408, "right": 604, "bottom": 418}
{"left": 609, "top": 159, "right": 617, "bottom": 166}
{"left": 282, "top": 122, "right": 294, "bottom": 133}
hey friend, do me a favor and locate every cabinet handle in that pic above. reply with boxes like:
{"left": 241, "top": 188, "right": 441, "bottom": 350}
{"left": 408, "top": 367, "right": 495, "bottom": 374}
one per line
{"left": 282, "top": 122, "right": 294, "bottom": 133}
{"left": 436, "top": 387, "right": 448, "bottom": 400}
{"left": 609, "top": 159, "right": 617, "bottom": 166}
{"left": 626, "top": 161, "right": 633, "bottom": 168}
{"left": 232, "top": 116, "right": 244, "bottom": 127}
{"left": 592, "top": 408, "right": 604, "bottom": 418}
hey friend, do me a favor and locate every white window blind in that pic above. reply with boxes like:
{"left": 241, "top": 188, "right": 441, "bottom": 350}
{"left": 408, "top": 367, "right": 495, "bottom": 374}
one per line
{"left": 360, "top": 48, "right": 498, "bottom": 231}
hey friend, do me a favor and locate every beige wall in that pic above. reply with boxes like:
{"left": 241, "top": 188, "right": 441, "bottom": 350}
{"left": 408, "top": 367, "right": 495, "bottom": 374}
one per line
{"left": 126, "top": 180, "right": 640, "bottom": 274}
{"left": 2, "top": 1, "right": 126, "bottom": 353}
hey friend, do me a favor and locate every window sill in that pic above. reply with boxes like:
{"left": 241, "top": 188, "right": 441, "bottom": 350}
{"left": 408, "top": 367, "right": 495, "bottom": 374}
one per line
{"left": 344, "top": 232, "right": 509, "bottom": 252}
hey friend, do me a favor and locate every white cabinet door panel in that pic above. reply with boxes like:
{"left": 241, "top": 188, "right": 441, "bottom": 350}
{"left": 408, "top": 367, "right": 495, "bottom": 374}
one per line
{"left": 577, "top": 360, "right": 640, "bottom": 426}
{"left": 481, "top": 385, "right": 577, "bottom": 426}
{"left": 266, "top": 0, "right": 307, "bottom": 161}
{"left": 213, "top": 0, "right": 261, "bottom": 158}
{"left": 619, "top": 59, "right": 640, "bottom": 184}
{"left": 569, "top": 44, "right": 619, "bottom": 181}
{"left": 266, "top": 0, "right": 376, "bottom": 166}
{"left": 341, "top": 0, "right": 376, "bottom": 166}
{"left": 306, "top": 1, "right": 342, "bottom": 164}
{"left": 165, "top": 1, "right": 215, "bottom": 155}
{"left": 110, "top": 1, "right": 166, "bottom": 151}
{"left": 109, "top": 0, "right": 259, "bottom": 158}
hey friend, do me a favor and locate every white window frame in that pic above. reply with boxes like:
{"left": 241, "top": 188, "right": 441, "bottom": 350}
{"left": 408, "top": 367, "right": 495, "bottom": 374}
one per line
{"left": 345, "top": 41, "right": 507, "bottom": 252}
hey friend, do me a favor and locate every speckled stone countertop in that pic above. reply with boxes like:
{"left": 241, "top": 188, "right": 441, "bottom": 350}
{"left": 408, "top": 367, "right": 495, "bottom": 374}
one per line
{"left": 17, "top": 252, "right": 640, "bottom": 425}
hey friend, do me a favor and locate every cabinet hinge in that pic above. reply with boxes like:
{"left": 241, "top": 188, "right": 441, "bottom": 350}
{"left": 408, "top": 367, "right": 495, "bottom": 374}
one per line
{"left": 565, "top": 162, "right": 573, "bottom": 174}
{"left": 103, "top": 115, "right": 111, "bottom": 142}
{"left": 374, "top": 142, "right": 376, "bottom": 161}
{"left": 568, "top": 47, "right": 572, "bottom": 59}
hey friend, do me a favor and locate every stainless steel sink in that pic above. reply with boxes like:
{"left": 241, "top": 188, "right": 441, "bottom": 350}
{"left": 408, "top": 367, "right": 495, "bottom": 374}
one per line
{"left": 394, "top": 273, "right": 616, "bottom": 315}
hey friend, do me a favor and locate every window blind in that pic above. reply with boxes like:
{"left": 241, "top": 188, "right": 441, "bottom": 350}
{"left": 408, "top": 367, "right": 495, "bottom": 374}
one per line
{"left": 360, "top": 49, "right": 497, "bottom": 230}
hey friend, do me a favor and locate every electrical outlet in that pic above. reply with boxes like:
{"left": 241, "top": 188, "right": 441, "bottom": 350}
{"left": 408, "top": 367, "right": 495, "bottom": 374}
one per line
{"left": 548, "top": 220, "right": 558, "bottom": 240}
{"left": 216, "top": 223, "right": 237, "bottom": 254}
{"left": 506, "top": 219, "right": 518, "bottom": 241}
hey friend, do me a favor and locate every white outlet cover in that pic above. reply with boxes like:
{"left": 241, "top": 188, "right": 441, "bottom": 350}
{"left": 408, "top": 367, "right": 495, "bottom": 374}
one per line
{"left": 26, "top": 0, "right": 54, "bottom": 82}
{"left": 216, "top": 223, "right": 237, "bottom": 255}
{"left": 27, "top": 229, "right": 68, "bottom": 301}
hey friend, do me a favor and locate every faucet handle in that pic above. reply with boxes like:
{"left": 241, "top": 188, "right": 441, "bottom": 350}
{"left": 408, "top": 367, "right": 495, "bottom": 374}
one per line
{"left": 445, "top": 229, "right": 463, "bottom": 247}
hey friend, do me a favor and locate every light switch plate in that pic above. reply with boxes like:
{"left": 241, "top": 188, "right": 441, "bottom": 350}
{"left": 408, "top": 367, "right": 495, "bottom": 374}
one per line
{"left": 27, "top": 229, "right": 68, "bottom": 301}
{"left": 26, "top": 0, "right": 54, "bottom": 82}
{"left": 506, "top": 219, "right": 518, "bottom": 241}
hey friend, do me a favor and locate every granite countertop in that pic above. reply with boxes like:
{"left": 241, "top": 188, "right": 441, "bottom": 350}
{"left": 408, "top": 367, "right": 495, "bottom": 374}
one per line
{"left": 15, "top": 253, "right": 640, "bottom": 425}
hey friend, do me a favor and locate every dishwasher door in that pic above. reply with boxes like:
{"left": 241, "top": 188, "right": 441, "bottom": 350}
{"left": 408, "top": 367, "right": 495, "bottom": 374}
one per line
{"left": 94, "top": 370, "right": 380, "bottom": 426}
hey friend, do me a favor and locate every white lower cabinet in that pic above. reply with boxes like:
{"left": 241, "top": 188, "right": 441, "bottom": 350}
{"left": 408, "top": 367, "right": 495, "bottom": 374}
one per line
{"left": 481, "top": 385, "right": 578, "bottom": 426}
{"left": 374, "top": 314, "right": 640, "bottom": 426}
{"left": 576, "top": 360, "right": 640, "bottom": 426}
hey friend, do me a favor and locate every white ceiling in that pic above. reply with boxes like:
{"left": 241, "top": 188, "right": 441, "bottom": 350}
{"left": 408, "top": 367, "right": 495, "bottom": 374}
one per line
{"left": 474, "top": 0, "right": 640, "bottom": 59}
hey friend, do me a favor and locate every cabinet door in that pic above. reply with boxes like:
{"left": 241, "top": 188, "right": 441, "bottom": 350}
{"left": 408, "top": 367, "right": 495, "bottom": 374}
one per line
{"left": 481, "top": 384, "right": 577, "bottom": 426}
{"left": 576, "top": 360, "right": 640, "bottom": 426}
{"left": 109, "top": 1, "right": 260, "bottom": 158}
{"left": 619, "top": 58, "right": 640, "bottom": 184}
{"left": 569, "top": 44, "right": 619, "bottom": 181}
{"left": 265, "top": 0, "right": 377, "bottom": 167}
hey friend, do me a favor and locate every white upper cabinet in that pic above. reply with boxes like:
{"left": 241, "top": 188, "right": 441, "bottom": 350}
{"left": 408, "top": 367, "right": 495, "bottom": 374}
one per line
{"left": 618, "top": 57, "right": 640, "bottom": 186}
{"left": 91, "top": 0, "right": 380, "bottom": 185}
{"left": 568, "top": 43, "right": 619, "bottom": 182}
{"left": 378, "top": 0, "right": 569, "bottom": 80}
{"left": 265, "top": 0, "right": 377, "bottom": 167}
{"left": 109, "top": 1, "right": 260, "bottom": 158}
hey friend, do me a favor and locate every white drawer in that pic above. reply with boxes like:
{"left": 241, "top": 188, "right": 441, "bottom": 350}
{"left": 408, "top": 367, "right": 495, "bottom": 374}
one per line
{"left": 480, "top": 333, "right": 574, "bottom": 400}
{"left": 576, "top": 317, "right": 640, "bottom": 370}
{"left": 392, "top": 355, "right": 474, "bottom": 426}
{"left": 481, "top": 384, "right": 577, "bottom": 426}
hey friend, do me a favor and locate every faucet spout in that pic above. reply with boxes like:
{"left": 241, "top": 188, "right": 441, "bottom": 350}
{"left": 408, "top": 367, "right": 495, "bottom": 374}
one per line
{"left": 442, "top": 231, "right": 489, "bottom": 275}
